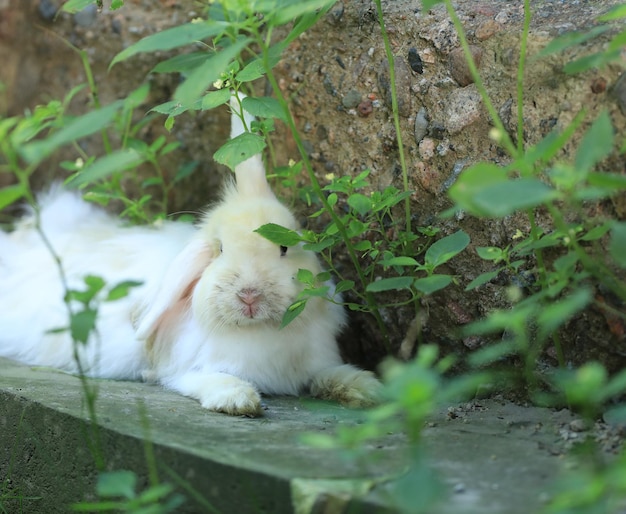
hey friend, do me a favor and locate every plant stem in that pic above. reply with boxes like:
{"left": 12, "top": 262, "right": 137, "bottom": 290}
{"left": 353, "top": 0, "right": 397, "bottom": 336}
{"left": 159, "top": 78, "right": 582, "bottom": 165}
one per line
{"left": 444, "top": 0, "right": 517, "bottom": 157}
{"left": 373, "top": 0, "right": 412, "bottom": 236}
{"left": 517, "top": 0, "right": 531, "bottom": 154}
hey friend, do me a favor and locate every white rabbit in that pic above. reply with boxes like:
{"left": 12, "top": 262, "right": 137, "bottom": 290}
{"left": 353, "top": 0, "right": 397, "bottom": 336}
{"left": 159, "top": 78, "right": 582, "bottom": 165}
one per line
{"left": 0, "top": 94, "right": 381, "bottom": 416}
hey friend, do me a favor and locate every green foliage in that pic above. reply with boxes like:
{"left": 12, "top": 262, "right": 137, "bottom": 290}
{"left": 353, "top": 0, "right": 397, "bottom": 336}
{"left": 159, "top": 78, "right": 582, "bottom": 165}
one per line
{"left": 304, "top": 346, "right": 489, "bottom": 513}
{"left": 72, "top": 471, "right": 184, "bottom": 513}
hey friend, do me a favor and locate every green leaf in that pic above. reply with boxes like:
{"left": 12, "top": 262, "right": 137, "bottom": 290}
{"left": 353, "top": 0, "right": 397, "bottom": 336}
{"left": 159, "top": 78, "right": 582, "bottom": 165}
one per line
{"left": 236, "top": 59, "right": 266, "bottom": 83}
{"left": 599, "top": 5, "right": 626, "bottom": 20}
{"left": 380, "top": 256, "right": 420, "bottom": 267}
{"left": 106, "top": 281, "right": 143, "bottom": 302}
{"left": 236, "top": 44, "right": 283, "bottom": 83}
{"left": 465, "top": 269, "right": 501, "bottom": 291}
{"left": 111, "top": 22, "right": 227, "bottom": 68}
{"left": 610, "top": 222, "right": 626, "bottom": 268}
{"left": 468, "top": 340, "right": 518, "bottom": 367}
{"left": 241, "top": 96, "right": 287, "bottom": 122}
{"left": 366, "top": 276, "right": 414, "bottom": 292}
{"left": 335, "top": 280, "right": 355, "bottom": 294}
{"left": 149, "top": 101, "right": 193, "bottom": 116}
{"left": 201, "top": 88, "right": 231, "bottom": 111}
{"left": 20, "top": 101, "right": 123, "bottom": 165}
{"left": 299, "top": 285, "right": 330, "bottom": 298}
{"left": 471, "top": 179, "right": 560, "bottom": 217}
{"left": 476, "top": 246, "right": 505, "bottom": 262}
{"left": 297, "top": 268, "right": 315, "bottom": 285}
{"left": 152, "top": 52, "right": 211, "bottom": 74}
{"left": 580, "top": 223, "right": 612, "bottom": 242}
{"left": 353, "top": 240, "right": 372, "bottom": 252}
{"left": 575, "top": 111, "right": 614, "bottom": 172}
{"left": 254, "top": 223, "right": 303, "bottom": 246}
{"left": 346, "top": 193, "right": 373, "bottom": 216}
{"left": 0, "top": 184, "right": 26, "bottom": 210}
{"left": 61, "top": 0, "right": 96, "bottom": 13}
{"left": 136, "top": 483, "right": 176, "bottom": 505}
{"left": 413, "top": 275, "right": 453, "bottom": 295}
{"left": 302, "top": 238, "right": 336, "bottom": 252}
{"left": 600, "top": 369, "right": 626, "bottom": 402}
{"left": 564, "top": 48, "right": 622, "bottom": 74}
{"left": 536, "top": 25, "right": 610, "bottom": 58}
{"left": 70, "top": 309, "right": 98, "bottom": 344}
{"left": 537, "top": 288, "right": 592, "bottom": 340}
{"left": 213, "top": 132, "right": 266, "bottom": 171}
{"left": 425, "top": 230, "right": 470, "bottom": 269}
{"left": 281, "top": 300, "right": 306, "bottom": 328}
{"left": 525, "top": 110, "right": 586, "bottom": 166}
{"left": 420, "top": 0, "right": 445, "bottom": 9}
{"left": 587, "top": 172, "right": 626, "bottom": 190}
{"left": 174, "top": 37, "right": 251, "bottom": 107}
{"left": 66, "top": 149, "right": 144, "bottom": 187}
{"left": 448, "top": 163, "right": 507, "bottom": 215}
{"left": 272, "top": 0, "right": 336, "bottom": 25}
{"left": 84, "top": 275, "right": 106, "bottom": 295}
{"left": 282, "top": 4, "right": 333, "bottom": 45}
{"left": 96, "top": 471, "right": 137, "bottom": 500}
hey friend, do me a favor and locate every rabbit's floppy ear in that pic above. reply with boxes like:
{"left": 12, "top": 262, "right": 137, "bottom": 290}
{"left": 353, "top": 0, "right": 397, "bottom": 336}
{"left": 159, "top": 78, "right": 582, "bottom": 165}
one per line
{"left": 229, "top": 92, "right": 275, "bottom": 199}
{"left": 135, "top": 237, "right": 215, "bottom": 340}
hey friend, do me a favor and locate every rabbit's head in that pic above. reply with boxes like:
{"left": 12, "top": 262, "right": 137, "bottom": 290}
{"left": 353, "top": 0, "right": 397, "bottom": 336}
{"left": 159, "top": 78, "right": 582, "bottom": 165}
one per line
{"left": 136, "top": 147, "right": 331, "bottom": 344}
{"left": 192, "top": 182, "right": 325, "bottom": 330}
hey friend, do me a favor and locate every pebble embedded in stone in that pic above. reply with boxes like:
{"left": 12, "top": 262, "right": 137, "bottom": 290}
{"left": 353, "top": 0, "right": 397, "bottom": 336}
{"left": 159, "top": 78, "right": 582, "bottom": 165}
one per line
{"left": 448, "top": 45, "right": 483, "bottom": 87}
{"left": 408, "top": 47, "right": 423, "bottom": 74}
{"left": 428, "top": 121, "right": 446, "bottom": 140}
{"left": 445, "top": 85, "right": 483, "bottom": 135}
{"left": 74, "top": 3, "right": 98, "bottom": 27}
{"left": 476, "top": 20, "right": 501, "bottom": 41}
{"left": 591, "top": 77, "right": 607, "bottom": 94}
{"left": 441, "top": 159, "right": 468, "bottom": 192}
{"left": 419, "top": 137, "right": 436, "bottom": 160}
{"left": 357, "top": 100, "right": 373, "bottom": 117}
{"left": 342, "top": 89, "right": 362, "bottom": 109}
{"left": 414, "top": 107, "right": 429, "bottom": 144}
{"left": 569, "top": 419, "right": 590, "bottom": 433}
{"left": 38, "top": 0, "right": 57, "bottom": 21}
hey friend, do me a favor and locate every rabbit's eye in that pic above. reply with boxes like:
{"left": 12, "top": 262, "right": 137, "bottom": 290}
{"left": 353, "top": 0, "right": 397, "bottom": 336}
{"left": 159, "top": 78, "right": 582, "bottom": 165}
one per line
{"left": 280, "top": 245, "right": 288, "bottom": 257}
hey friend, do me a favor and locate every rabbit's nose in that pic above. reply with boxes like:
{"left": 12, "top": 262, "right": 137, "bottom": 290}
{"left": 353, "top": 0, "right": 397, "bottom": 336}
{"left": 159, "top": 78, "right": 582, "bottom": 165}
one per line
{"left": 237, "top": 288, "right": 264, "bottom": 318}
{"left": 237, "top": 288, "right": 263, "bottom": 305}
{"left": 237, "top": 289, "right": 263, "bottom": 318}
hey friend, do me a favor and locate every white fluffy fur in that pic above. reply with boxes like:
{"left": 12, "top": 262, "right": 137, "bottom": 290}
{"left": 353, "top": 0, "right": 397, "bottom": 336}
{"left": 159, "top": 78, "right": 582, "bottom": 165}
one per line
{"left": 0, "top": 94, "right": 381, "bottom": 415}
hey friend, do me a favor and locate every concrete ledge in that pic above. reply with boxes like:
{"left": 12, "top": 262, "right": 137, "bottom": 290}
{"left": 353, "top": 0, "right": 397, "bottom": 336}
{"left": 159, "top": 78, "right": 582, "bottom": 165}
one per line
{"left": 1, "top": 357, "right": 573, "bottom": 513}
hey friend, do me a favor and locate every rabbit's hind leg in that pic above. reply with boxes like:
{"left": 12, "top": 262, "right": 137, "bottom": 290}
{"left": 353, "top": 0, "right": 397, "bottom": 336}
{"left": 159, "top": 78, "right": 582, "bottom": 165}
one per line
{"left": 310, "top": 364, "right": 382, "bottom": 408}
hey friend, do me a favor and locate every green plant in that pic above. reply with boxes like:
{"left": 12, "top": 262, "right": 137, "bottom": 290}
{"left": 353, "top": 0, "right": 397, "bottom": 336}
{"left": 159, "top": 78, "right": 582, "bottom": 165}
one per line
{"left": 72, "top": 471, "right": 184, "bottom": 513}
{"left": 422, "top": 0, "right": 626, "bottom": 382}
{"left": 303, "top": 346, "right": 489, "bottom": 513}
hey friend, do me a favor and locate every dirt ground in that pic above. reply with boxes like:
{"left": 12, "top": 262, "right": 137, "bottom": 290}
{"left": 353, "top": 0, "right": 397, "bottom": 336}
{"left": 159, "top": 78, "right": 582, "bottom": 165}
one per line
{"left": 1, "top": 0, "right": 625, "bottom": 372}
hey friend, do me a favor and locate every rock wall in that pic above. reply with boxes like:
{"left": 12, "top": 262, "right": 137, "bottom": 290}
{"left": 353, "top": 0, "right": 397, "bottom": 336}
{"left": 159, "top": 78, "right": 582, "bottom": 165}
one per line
{"left": 1, "top": 0, "right": 625, "bottom": 371}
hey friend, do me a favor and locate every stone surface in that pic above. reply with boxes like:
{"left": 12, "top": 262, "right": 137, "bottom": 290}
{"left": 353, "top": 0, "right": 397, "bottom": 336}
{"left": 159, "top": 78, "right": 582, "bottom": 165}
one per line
{"left": 0, "top": 357, "right": 603, "bottom": 514}
{"left": 444, "top": 85, "right": 483, "bottom": 135}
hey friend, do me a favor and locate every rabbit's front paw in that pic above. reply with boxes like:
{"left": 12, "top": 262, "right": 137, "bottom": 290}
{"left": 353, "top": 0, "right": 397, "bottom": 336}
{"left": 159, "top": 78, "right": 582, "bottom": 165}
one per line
{"left": 199, "top": 375, "right": 263, "bottom": 417}
{"left": 310, "top": 364, "right": 382, "bottom": 408}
